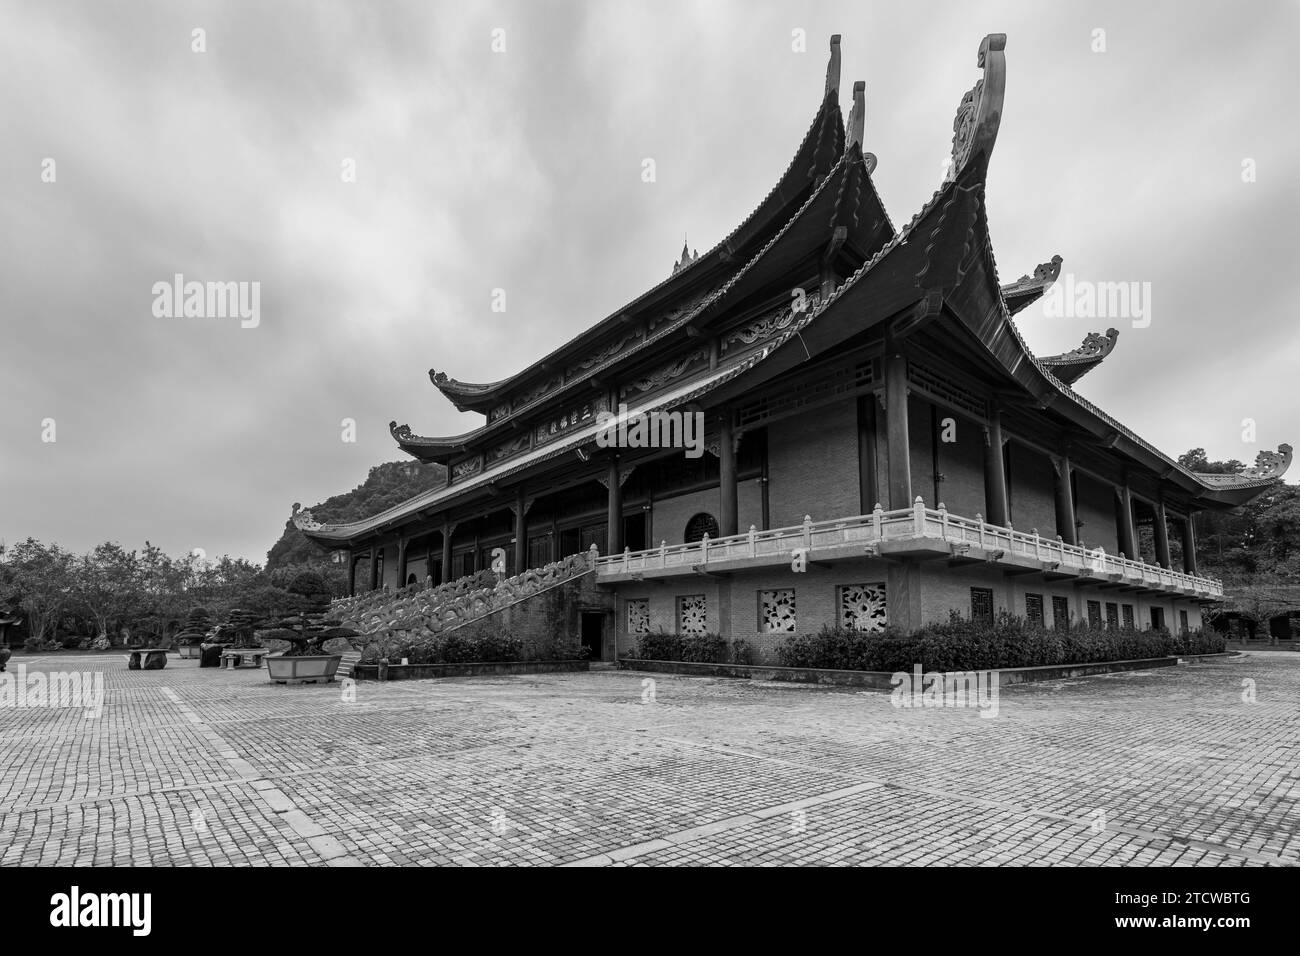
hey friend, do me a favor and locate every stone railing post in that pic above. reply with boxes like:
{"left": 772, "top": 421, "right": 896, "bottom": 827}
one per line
{"left": 912, "top": 496, "right": 925, "bottom": 536}
{"left": 587, "top": 543, "right": 599, "bottom": 569}
{"left": 976, "top": 513, "right": 986, "bottom": 549}
{"left": 872, "top": 503, "right": 883, "bottom": 539}
{"left": 802, "top": 515, "right": 813, "bottom": 551}
{"left": 938, "top": 502, "right": 949, "bottom": 540}
{"left": 701, "top": 532, "right": 711, "bottom": 565}
{"left": 748, "top": 525, "right": 757, "bottom": 557}
{"left": 623, "top": 546, "right": 631, "bottom": 570}
{"left": 659, "top": 540, "right": 667, "bottom": 569}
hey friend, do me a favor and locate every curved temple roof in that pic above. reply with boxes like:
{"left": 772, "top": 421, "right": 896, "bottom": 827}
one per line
{"left": 298, "top": 31, "right": 1289, "bottom": 545}
{"left": 427, "top": 36, "right": 851, "bottom": 416}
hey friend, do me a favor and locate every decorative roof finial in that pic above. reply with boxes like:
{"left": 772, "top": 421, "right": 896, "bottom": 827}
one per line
{"left": 847, "top": 81, "right": 865, "bottom": 149}
{"left": 946, "top": 33, "right": 1008, "bottom": 182}
{"left": 824, "top": 35, "right": 842, "bottom": 99}
{"left": 672, "top": 236, "right": 699, "bottom": 275}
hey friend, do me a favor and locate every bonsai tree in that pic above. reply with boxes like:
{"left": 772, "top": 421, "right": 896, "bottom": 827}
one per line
{"left": 175, "top": 607, "right": 211, "bottom": 648}
{"left": 257, "top": 571, "right": 359, "bottom": 656}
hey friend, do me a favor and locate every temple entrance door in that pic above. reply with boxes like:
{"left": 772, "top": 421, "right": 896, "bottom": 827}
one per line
{"left": 580, "top": 612, "right": 604, "bottom": 662}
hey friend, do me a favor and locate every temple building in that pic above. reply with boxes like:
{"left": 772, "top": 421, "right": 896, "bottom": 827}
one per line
{"left": 296, "top": 33, "right": 1291, "bottom": 662}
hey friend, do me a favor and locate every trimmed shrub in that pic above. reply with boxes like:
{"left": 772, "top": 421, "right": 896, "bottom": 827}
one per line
{"left": 774, "top": 612, "right": 1202, "bottom": 672}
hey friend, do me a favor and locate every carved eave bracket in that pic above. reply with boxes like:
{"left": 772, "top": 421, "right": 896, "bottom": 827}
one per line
{"left": 846, "top": 81, "right": 865, "bottom": 150}
{"left": 945, "top": 33, "right": 1007, "bottom": 184}
{"left": 1002, "top": 254, "right": 1063, "bottom": 314}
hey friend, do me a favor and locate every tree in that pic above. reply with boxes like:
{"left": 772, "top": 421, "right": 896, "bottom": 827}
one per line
{"left": 0, "top": 539, "right": 77, "bottom": 645}
{"left": 73, "top": 543, "right": 142, "bottom": 642}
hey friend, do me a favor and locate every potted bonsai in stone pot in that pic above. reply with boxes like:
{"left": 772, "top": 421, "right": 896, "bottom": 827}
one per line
{"left": 175, "top": 607, "right": 211, "bottom": 660}
{"left": 259, "top": 571, "right": 359, "bottom": 684}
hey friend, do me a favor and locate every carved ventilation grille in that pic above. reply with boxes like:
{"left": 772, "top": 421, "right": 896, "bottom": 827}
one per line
{"left": 1025, "top": 593, "right": 1044, "bottom": 627}
{"left": 626, "top": 599, "right": 651, "bottom": 635}
{"left": 1052, "top": 596, "right": 1070, "bottom": 630}
{"left": 684, "top": 513, "right": 719, "bottom": 543}
{"left": 907, "top": 360, "right": 988, "bottom": 421}
{"left": 970, "top": 587, "right": 993, "bottom": 625}
{"left": 736, "top": 359, "right": 876, "bottom": 431}
{"left": 759, "top": 589, "right": 796, "bottom": 634}
{"left": 678, "top": 594, "right": 707, "bottom": 635}
{"left": 839, "top": 583, "right": 886, "bottom": 633}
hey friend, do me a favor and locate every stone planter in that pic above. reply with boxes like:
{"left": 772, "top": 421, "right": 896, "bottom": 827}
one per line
{"left": 266, "top": 653, "right": 342, "bottom": 685}
{"left": 176, "top": 644, "right": 203, "bottom": 660}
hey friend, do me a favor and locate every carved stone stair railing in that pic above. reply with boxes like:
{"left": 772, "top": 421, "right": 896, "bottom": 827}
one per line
{"left": 337, "top": 551, "right": 596, "bottom": 646}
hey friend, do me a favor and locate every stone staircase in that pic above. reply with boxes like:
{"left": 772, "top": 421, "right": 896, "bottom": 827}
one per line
{"left": 331, "top": 550, "right": 597, "bottom": 646}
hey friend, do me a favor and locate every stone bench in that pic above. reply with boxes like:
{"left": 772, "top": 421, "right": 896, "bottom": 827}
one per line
{"left": 126, "top": 649, "right": 168, "bottom": 670}
{"left": 221, "top": 647, "right": 268, "bottom": 669}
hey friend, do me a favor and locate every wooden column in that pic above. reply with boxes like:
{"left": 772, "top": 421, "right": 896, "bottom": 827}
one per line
{"left": 606, "top": 456, "right": 622, "bottom": 555}
{"left": 719, "top": 411, "right": 738, "bottom": 537}
{"left": 347, "top": 552, "right": 356, "bottom": 597}
{"left": 1154, "top": 500, "right": 1172, "bottom": 569}
{"left": 441, "top": 521, "right": 453, "bottom": 582}
{"left": 368, "top": 545, "right": 379, "bottom": 591}
{"left": 396, "top": 537, "right": 408, "bottom": 587}
{"left": 513, "top": 487, "right": 527, "bottom": 573}
{"left": 884, "top": 352, "right": 911, "bottom": 509}
{"left": 858, "top": 395, "right": 878, "bottom": 513}
{"left": 983, "top": 408, "right": 1009, "bottom": 527}
{"left": 1052, "top": 453, "right": 1077, "bottom": 546}
{"left": 1182, "top": 514, "right": 1198, "bottom": 575}
{"left": 1117, "top": 484, "right": 1138, "bottom": 560}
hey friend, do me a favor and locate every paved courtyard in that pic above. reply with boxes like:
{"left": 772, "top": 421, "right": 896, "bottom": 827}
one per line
{"left": 1, "top": 651, "right": 1297, "bottom": 866}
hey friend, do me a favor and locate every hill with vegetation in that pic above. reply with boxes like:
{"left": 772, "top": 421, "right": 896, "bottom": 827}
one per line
{"left": 266, "top": 461, "right": 447, "bottom": 573}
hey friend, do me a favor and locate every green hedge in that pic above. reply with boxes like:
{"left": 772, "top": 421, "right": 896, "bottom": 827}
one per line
{"left": 774, "top": 612, "right": 1226, "bottom": 672}
{"left": 628, "top": 631, "right": 756, "bottom": 665}
{"left": 360, "top": 625, "right": 585, "bottom": 665}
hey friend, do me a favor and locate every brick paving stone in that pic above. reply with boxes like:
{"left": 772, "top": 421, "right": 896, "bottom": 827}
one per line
{"left": 0, "top": 651, "right": 1295, "bottom": 865}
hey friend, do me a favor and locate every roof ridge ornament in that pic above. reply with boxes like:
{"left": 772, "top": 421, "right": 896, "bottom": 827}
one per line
{"left": 846, "top": 80, "right": 865, "bottom": 150}
{"left": 945, "top": 33, "right": 1007, "bottom": 183}
{"left": 1239, "top": 443, "right": 1293, "bottom": 481}
{"left": 824, "top": 34, "right": 842, "bottom": 99}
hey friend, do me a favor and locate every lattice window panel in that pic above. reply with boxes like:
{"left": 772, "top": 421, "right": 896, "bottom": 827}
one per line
{"left": 1025, "top": 593, "right": 1044, "bottom": 627}
{"left": 970, "top": 587, "right": 994, "bottom": 625}
{"left": 677, "top": 594, "right": 708, "bottom": 635}
{"left": 1122, "top": 604, "right": 1135, "bottom": 631}
{"left": 736, "top": 359, "right": 876, "bottom": 431}
{"left": 1052, "top": 596, "right": 1070, "bottom": 630}
{"left": 1105, "top": 603, "right": 1119, "bottom": 631}
{"left": 626, "top": 599, "right": 651, "bottom": 635}
{"left": 907, "top": 360, "right": 989, "bottom": 421}
{"left": 1087, "top": 601, "right": 1102, "bottom": 628}
{"left": 839, "top": 583, "right": 887, "bottom": 633}
{"left": 1179, "top": 610, "right": 1189, "bottom": 634}
{"left": 759, "top": 589, "right": 797, "bottom": 634}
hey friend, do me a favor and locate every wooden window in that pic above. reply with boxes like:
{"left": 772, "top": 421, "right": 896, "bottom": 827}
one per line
{"left": 1179, "top": 609, "right": 1189, "bottom": 634}
{"left": 1122, "top": 604, "right": 1135, "bottom": 630}
{"left": 970, "top": 587, "right": 994, "bottom": 625}
{"left": 1052, "top": 596, "right": 1070, "bottom": 630}
{"left": 1106, "top": 603, "right": 1119, "bottom": 630}
{"left": 685, "top": 513, "right": 720, "bottom": 543}
{"left": 1087, "top": 600, "right": 1102, "bottom": 628}
{"left": 1025, "top": 593, "right": 1044, "bottom": 627}
{"left": 1150, "top": 607, "right": 1166, "bottom": 631}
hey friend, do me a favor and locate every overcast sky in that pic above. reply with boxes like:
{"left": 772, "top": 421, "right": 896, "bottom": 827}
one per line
{"left": 2, "top": 0, "right": 1297, "bottom": 564}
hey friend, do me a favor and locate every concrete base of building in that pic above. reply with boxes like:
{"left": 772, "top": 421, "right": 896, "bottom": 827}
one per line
{"left": 618, "top": 654, "right": 1189, "bottom": 688}
{"left": 351, "top": 659, "right": 590, "bottom": 681}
